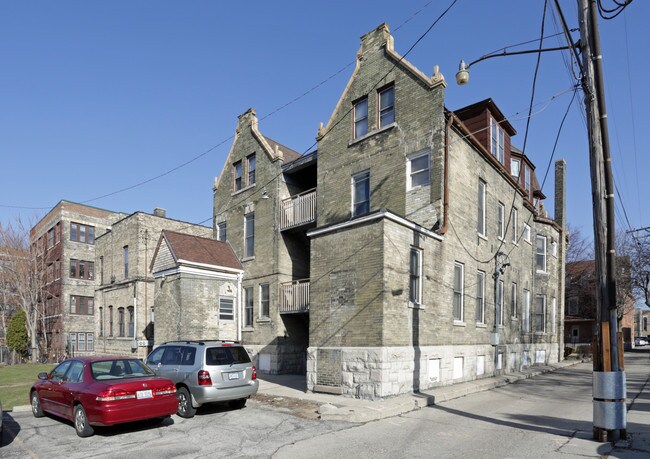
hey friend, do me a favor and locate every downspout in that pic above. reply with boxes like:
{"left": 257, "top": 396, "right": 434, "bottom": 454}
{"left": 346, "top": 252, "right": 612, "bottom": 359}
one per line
{"left": 237, "top": 272, "right": 243, "bottom": 342}
{"left": 438, "top": 114, "right": 453, "bottom": 235}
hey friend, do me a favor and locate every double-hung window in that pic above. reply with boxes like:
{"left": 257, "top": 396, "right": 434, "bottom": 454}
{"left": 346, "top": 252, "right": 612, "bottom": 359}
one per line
{"left": 244, "top": 213, "right": 255, "bottom": 258}
{"left": 378, "top": 86, "right": 395, "bottom": 127}
{"left": 352, "top": 171, "right": 370, "bottom": 217}
{"left": 407, "top": 151, "right": 430, "bottom": 189}
{"left": 409, "top": 248, "right": 422, "bottom": 307}
{"left": 217, "top": 222, "right": 227, "bottom": 242}
{"left": 511, "top": 208, "right": 518, "bottom": 244}
{"left": 535, "top": 294, "right": 546, "bottom": 333}
{"left": 233, "top": 161, "right": 243, "bottom": 192}
{"left": 476, "top": 271, "right": 485, "bottom": 324}
{"left": 497, "top": 202, "right": 505, "bottom": 240}
{"left": 523, "top": 290, "right": 531, "bottom": 333}
{"left": 477, "top": 180, "right": 486, "bottom": 237}
{"left": 490, "top": 118, "right": 505, "bottom": 164}
{"left": 123, "top": 245, "right": 129, "bottom": 278}
{"left": 551, "top": 297, "right": 557, "bottom": 335}
{"left": 353, "top": 98, "right": 368, "bottom": 139}
{"left": 244, "top": 287, "right": 253, "bottom": 328}
{"left": 453, "top": 262, "right": 464, "bottom": 321}
{"left": 511, "top": 158, "right": 521, "bottom": 178}
{"left": 511, "top": 282, "right": 518, "bottom": 318}
{"left": 259, "top": 284, "right": 270, "bottom": 319}
{"left": 536, "top": 235, "right": 547, "bottom": 272}
{"left": 524, "top": 167, "right": 531, "bottom": 198}
{"left": 497, "top": 280, "right": 504, "bottom": 326}
{"left": 247, "top": 154, "right": 256, "bottom": 186}
{"left": 523, "top": 224, "right": 531, "bottom": 243}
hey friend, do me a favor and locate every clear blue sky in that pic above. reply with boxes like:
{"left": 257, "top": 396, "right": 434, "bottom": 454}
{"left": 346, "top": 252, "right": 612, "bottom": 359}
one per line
{"left": 1, "top": 1, "right": 647, "bottom": 239}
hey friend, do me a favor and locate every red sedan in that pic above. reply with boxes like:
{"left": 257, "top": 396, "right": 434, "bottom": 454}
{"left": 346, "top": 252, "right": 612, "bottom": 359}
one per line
{"left": 30, "top": 357, "right": 178, "bottom": 437}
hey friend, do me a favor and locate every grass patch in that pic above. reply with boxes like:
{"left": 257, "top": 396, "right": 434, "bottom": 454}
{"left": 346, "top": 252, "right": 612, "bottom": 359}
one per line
{"left": 0, "top": 363, "right": 55, "bottom": 410}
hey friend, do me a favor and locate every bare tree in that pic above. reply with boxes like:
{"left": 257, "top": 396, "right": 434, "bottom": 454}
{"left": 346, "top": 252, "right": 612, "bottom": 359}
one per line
{"left": 0, "top": 219, "right": 47, "bottom": 362}
{"left": 566, "top": 223, "right": 594, "bottom": 264}
{"left": 618, "top": 230, "right": 650, "bottom": 308}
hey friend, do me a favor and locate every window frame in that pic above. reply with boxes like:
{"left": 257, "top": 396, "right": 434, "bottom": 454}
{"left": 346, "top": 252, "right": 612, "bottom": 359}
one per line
{"left": 70, "top": 222, "right": 95, "bottom": 245}
{"left": 70, "top": 295, "right": 94, "bottom": 316}
{"left": 497, "top": 202, "right": 505, "bottom": 240}
{"left": 490, "top": 118, "right": 505, "bottom": 164}
{"left": 523, "top": 223, "right": 532, "bottom": 243}
{"left": 511, "top": 282, "right": 518, "bottom": 318}
{"left": 123, "top": 245, "right": 129, "bottom": 278}
{"left": 535, "top": 294, "right": 547, "bottom": 333}
{"left": 352, "top": 170, "right": 370, "bottom": 217}
{"left": 378, "top": 85, "right": 395, "bottom": 128}
{"left": 259, "top": 283, "right": 270, "bottom": 319}
{"left": 407, "top": 150, "right": 430, "bottom": 190}
{"left": 127, "top": 306, "right": 134, "bottom": 337}
{"left": 353, "top": 97, "right": 368, "bottom": 139}
{"left": 511, "top": 208, "right": 518, "bottom": 244}
{"left": 497, "top": 279, "right": 504, "bottom": 326}
{"left": 409, "top": 247, "right": 423, "bottom": 307}
{"left": 69, "top": 259, "right": 94, "bottom": 280}
{"left": 217, "top": 222, "right": 227, "bottom": 242}
{"left": 511, "top": 158, "right": 521, "bottom": 178}
{"left": 523, "top": 290, "right": 531, "bottom": 333}
{"left": 244, "top": 286, "right": 254, "bottom": 328}
{"left": 453, "top": 262, "right": 464, "bottom": 322}
{"left": 476, "top": 270, "right": 486, "bottom": 324}
{"left": 244, "top": 212, "right": 255, "bottom": 258}
{"left": 477, "top": 180, "right": 487, "bottom": 237}
{"left": 536, "top": 235, "right": 547, "bottom": 272}
{"left": 551, "top": 297, "right": 557, "bottom": 335}
{"left": 233, "top": 160, "right": 243, "bottom": 192}
{"left": 247, "top": 154, "right": 256, "bottom": 187}
{"left": 219, "top": 296, "right": 235, "bottom": 321}
{"left": 118, "top": 307, "right": 125, "bottom": 337}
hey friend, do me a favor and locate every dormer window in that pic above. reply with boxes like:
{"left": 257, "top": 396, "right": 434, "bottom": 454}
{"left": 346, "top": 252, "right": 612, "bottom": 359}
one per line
{"left": 524, "top": 166, "right": 531, "bottom": 198}
{"left": 490, "top": 118, "right": 505, "bottom": 164}
{"left": 353, "top": 97, "right": 368, "bottom": 139}
{"left": 511, "top": 159, "right": 521, "bottom": 178}
{"left": 378, "top": 85, "right": 395, "bottom": 127}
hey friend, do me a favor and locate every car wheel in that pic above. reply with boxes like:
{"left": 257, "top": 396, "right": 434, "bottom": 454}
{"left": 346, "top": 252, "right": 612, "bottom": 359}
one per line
{"left": 31, "top": 391, "right": 44, "bottom": 418}
{"left": 74, "top": 405, "right": 94, "bottom": 438}
{"left": 176, "top": 387, "right": 197, "bottom": 418}
{"left": 228, "top": 398, "right": 246, "bottom": 410}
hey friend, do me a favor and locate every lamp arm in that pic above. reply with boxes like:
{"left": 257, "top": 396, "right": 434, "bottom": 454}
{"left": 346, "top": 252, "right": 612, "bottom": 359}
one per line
{"left": 466, "top": 43, "right": 580, "bottom": 69}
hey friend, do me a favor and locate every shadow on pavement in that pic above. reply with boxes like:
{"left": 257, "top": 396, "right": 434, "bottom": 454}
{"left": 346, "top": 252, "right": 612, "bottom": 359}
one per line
{"left": 1, "top": 412, "right": 21, "bottom": 448}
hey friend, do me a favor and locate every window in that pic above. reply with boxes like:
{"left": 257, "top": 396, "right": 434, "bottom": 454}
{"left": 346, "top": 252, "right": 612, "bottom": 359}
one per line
{"left": 353, "top": 97, "right": 368, "bottom": 139}
{"left": 523, "top": 223, "right": 531, "bottom": 243}
{"left": 244, "top": 286, "right": 253, "bottom": 328}
{"left": 378, "top": 85, "right": 395, "bottom": 127}
{"left": 247, "top": 154, "right": 256, "bottom": 186}
{"left": 525, "top": 167, "right": 531, "bottom": 198}
{"left": 551, "top": 240, "right": 558, "bottom": 258}
{"left": 78, "top": 332, "right": 86, "bottom": 351}
{"left": 69, "top": 259, "right": 94, "bottom": 280}
{"left": 109, "top": 305, "right": 114, "bottom": 337}
{"left": 69, "top": 333, "right": 94, "bottom": 354}
{"left": 352, "top": 171, "right": 370, "bottom": 217}
{"left": 511, "top": 282, "right": 518, "bottom": 318}
{"left": 70, "top": 296, "right": 94, "bottom": 315}
{"left": 535, "top": 295, "right": 546, "bottom": 333}
{"left": 219, "top": 297, "right": 235, "bottom": 320}
{"left": 551, "top": 297, "right": 557, "bottom": 335}
{"left": 497, "top": 280, "right": 504, "bottom": 326}
{"left": 100, "top": 256, "right": 104, "bottom": 284}
{"left": 127, "top": 306, "right": 134, "bottom": 337}
{"left": 490, "top": 118, "right": 505, "bottom": 164}
{"left": 453, "top": 262, "right": 464, "bottom": 321}
{"left": 70, "top": 222, "right": 95, "bottom": 244}
{"left": 123, "top": 245, "right": 129, "bottom": 278}
{"left": 497, "top": 202, "right": 505, "bottom": 240}
{"left": 476, "top": 271, "right": 485, "bottom": 324}
{"left": 536, "top": 235, "right": 547, "bottom": 272}
{"left": 407, "top": 151, "right": 430, "bottom": 189}
{"left": 409, "top": 248, "right": 422, "bottom": 306}
{"left": 477, "top": 180, "right": 486, "bottom": 236}
{"left": 259, "top": 284, "right": 270, "bottom": 319}
{"left": 233, "top": 161, "right": 243, "bottom": 191}
{"left": 118, "top": 307, "right": 125, "bottom": 337}
{"left": 217, "top": 222, "right": 227, "bottom": 242}
{"left": 511, "top": 208, "right": 518, "bottom": 244}
{"left": 523, "top": 290, "right": 531, "bottom": 333}
{"left": 48, "top": 227, "right": 55, "bottom": 248}
{"left": 244, "top": 212, "right": 255, "bottom": 258}
{"left": 511, "top": 158, "right": 521, "bottom": 178}
{"left": 99, "top": 307, "right": 104, "bottom": 337}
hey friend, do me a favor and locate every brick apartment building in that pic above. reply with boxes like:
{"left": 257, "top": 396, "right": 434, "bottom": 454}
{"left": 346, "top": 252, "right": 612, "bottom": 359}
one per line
{"left": 210, "top": 23, "right": 567, "bottom": 399}
{"left": 30, "top": 200, "right": 127, "bottom": 359}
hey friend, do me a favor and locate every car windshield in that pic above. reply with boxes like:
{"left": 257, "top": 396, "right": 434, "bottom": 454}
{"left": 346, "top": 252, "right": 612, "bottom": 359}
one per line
{"left": 91, "top": 359, "right": 155, "bottom": 380}
{"left": 205, "top": 346, "right": 251, "bottom": 365}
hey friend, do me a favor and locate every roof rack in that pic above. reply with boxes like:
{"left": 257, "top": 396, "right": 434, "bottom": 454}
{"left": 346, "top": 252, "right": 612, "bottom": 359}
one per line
{"left": 160, "top": 339, "right": 241, "bottom": 345}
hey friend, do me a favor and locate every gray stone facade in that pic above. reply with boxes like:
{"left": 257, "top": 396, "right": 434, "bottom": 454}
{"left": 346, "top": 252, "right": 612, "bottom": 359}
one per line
{"left": 211, "top": 23, "right": 566, "bottom": 399}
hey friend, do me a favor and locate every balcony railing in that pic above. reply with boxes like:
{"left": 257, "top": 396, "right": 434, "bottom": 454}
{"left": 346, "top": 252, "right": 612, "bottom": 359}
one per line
{"left": 279, "top": 279, "right": 310, "bottom": 314}
{"left": 280, "top": 188, "right": 316, "bottom": 231}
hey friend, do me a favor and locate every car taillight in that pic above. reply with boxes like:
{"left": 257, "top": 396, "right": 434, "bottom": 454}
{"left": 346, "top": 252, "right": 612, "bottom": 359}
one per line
{"left": 252, "top": 366, "right": 257, "bottom": 380}
{"left": 198, "top": 370, "right": 212, "bottom": 386}
{"left": 155, "top": 385, "right": 177, "bottom": 396}
{"left": 96, "top": 389, "right": 136, "bottom": 401}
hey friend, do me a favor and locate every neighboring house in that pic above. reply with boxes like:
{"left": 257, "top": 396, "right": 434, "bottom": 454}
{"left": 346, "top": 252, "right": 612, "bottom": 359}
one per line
{"left": 564, "top": 259, "right": 635, "bottom": 350}
{"left": 93, "top": 209, "right": 211, "bottom": 359}
{"left": 30, "top": 200, "right": 127, "bottom": 359}
{"left": 635, "top": 308, "right": 650, "bottom": 339}
{"left": 150, "top": 230, "right": 244, "bottom": 343}
{"left": 211, "top": 23, "right": 567, "bottom": 399}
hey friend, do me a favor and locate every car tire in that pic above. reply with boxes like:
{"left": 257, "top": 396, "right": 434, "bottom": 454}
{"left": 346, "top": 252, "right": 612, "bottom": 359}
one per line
{"left": 31, "top": 391, "right": 44, "bottom": 418}
{"left": 74, "top": 404, "right": 94, "bottom": 438}
{"left": 176, "top": 387, "right": 197, "bottom": 418}
{"left": 229, "top": 398, "right": 246, "bottom": 410}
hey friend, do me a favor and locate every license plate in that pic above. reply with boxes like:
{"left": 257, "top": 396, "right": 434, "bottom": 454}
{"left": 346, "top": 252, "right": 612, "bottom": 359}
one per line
{"left": 228, "top": 372, "right": 240, "bottom": 380}
{"left": 136, "top": 389, "right": 153, "bottom": 399}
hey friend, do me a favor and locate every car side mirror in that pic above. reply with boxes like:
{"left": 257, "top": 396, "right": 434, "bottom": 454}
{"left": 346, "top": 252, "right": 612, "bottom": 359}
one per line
{"left": 37, "top": 372, "right": 48, "bottom": 380}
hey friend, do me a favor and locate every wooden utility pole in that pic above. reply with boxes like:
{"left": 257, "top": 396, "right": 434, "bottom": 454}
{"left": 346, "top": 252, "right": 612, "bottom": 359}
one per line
{"left": 577, "top": 0, "right": 625, "bottom": 441}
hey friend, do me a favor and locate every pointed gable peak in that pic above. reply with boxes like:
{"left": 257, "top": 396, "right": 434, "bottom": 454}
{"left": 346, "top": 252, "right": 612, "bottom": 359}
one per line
{"left": 236, "top": 107, "right": 258, "bottom": 134}
{"left": 360, "top": 23, "right": 392, "bottom": 54}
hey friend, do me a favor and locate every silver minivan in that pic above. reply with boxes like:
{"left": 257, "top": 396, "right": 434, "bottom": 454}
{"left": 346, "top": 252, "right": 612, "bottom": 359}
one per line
{"left": 145, "top": 340, "right": 258, "bottom": 418}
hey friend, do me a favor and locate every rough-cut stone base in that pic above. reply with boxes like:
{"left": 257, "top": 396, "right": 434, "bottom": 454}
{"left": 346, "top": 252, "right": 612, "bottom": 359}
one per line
{"left": 307, "top": 343, "right": 561, "bottom": 399}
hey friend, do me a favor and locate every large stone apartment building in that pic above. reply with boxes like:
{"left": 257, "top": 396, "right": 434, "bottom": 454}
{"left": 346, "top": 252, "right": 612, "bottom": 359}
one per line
{"left": 211, "top": 23, "right": 567, "bottom": 399}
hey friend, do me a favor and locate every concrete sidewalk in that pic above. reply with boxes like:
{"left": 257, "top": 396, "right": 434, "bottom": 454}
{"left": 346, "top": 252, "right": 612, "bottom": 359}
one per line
{"left": 257, "top": 355, "right": 650, "bottom": 456}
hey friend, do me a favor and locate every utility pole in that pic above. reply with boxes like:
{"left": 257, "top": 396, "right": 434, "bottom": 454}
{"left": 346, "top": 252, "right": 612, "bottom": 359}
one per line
{"left": 576, "top": 0, "right": 625, "bottom": 441}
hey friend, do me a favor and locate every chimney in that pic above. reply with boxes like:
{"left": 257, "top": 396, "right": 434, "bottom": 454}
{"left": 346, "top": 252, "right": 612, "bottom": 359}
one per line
{"left": 554, "top": 160, "right": 566, "bottom": 229}
{"left": 153, "top": 208, "right": 166, "bottom": 218}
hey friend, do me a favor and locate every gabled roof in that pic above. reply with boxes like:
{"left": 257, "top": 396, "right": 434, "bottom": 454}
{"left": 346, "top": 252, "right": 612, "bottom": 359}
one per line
{"left": 152, "top": 230, "right": 243, "bottom": 273}
{"left": 454, "top": 98, "right": 517, "bottom": 136}
{"left": 264, "top": 136, "right": 302, "bottom": 163}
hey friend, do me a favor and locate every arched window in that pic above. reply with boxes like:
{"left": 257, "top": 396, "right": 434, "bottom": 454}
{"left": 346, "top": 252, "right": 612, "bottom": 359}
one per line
{"left": 127, "top": 306, "right": 134, "bottom": 337}
{"left": 118, "top": 307, "right": 125, "bottom": 337}
{"left": 99, "top": 307, "right": 104, "bottom": 337}
{"left": 108, "top": 306, "right": 114, "bottom": 337}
